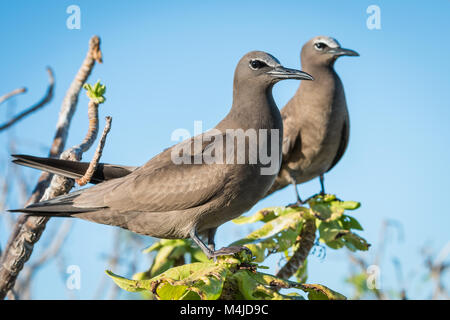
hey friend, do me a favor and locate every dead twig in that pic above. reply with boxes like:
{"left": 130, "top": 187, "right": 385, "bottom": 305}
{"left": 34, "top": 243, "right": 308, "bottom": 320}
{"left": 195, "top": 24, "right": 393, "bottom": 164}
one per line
{"left": 0, "top": 69, "right": 54, "bottom": 132}
{"left": 0, "top": 88, "right": 27, "bottom": 106}
{"left": 77, "top": 116, "right": 112, "bottom": 186}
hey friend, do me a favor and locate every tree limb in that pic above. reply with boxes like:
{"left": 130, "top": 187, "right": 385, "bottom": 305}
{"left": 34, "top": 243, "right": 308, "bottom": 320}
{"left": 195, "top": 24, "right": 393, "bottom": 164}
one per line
{"left": 77, "top": 116, "right": 112, "bottom": 186}
{"left": 0, "top": 88, "right": 27, "bottom": 106}
{"left": 0, "top": 69, "right": 53, "bottom": 133}
{"left": 14, "top": 220, "right": 73, "bottom": 299}
{"left": 276, "top": 216, "right": 316, "bottom": 280}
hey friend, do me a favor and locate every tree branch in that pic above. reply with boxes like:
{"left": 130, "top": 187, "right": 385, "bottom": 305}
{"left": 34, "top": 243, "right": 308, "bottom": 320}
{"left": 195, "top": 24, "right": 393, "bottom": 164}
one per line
{"left": 0, "top": 36, "right": 103, "bottom": 300}
{"left": 14, "top": 220, "right": 73, "bottom": 299}
{"left": 0, "top": 69, "right": 53, "bottom": 133}
{"left": 276, "top": 216, "right": 316, "bottom": 280}
{"left": 77, "top": 116, "right": 112, "bottom": 186}
{"left": 0, "top": 87, "right": 27, "bottom": 106}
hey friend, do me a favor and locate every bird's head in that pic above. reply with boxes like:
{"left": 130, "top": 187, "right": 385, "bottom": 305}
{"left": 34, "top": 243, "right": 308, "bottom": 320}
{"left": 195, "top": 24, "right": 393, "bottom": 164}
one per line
{"left": 234, "top": 51, "right": 313, "bottom": 90}
{"left": 301, "top": 36, "right": 359, "bottom": 68}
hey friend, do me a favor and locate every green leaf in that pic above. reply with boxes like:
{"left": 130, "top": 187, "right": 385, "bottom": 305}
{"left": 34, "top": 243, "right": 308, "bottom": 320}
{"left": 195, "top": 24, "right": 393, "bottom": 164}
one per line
{"left": 318, "top": 220, "right": 370, "bottom": 251}
{"left": 105, "top": 270, "right": 148, "bottom": 292}
{"left": 308, "top": 195, "right": 361, "bottom": 222}
{"left": 339, "top": 215, "right": 364, "bottom": 231}
{"left": 141, "top": 239, "right": 208, "bottom": 277}
{"left": 339, "top": 201, "right": 361, "bottom": 210}
{"left": 231, "top": 270, "right": 302, "bottom": 300}
{"left": 233, "top": 206, "right": 303, "bottom": 225}
{"left": 108, "top": 262, "right": 228, "bottom": 300}
{"left": 300, "top": 284, "right": 346, "bottom": 300}
{"left": 189, "top": 247, "right": 210, "bottom": 263}
{"left": 153, "top": 262, "right": 229, "bottom": 300}
{"left": 342, "top": 232, "right": 370, "bottom": 251}
{"left": 231, "top": 271, "right": 345, "bottom": 300}
{"left": 148, "top": 240, "right": 186, "bottom": 277}
{"left": 317, "top": 220, "right": 342, "bottom": 242}
{"left": 230, "top": 210, "right": 306, "bottom": 262}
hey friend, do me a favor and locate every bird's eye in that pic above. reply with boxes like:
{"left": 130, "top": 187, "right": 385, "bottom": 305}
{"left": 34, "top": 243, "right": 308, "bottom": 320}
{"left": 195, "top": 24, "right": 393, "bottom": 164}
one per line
{"left": 314, "top": 42, "right": 327, "bottom": 51}
{"left": 249, "top": 59, "right": 267, "bottom": 70}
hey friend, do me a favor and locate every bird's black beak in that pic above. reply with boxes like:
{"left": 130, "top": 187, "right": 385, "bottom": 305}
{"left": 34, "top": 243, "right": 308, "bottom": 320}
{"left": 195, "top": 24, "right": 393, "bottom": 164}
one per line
{"left": 328, "top": 47, "right": 359, "bottom": 57}
{"left": 267, "top": 66, "right": 314, "bottom": 81}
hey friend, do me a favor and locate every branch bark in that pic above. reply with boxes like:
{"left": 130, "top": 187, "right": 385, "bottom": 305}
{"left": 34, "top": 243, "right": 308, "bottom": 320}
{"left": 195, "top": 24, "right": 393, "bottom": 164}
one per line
{"left": 276, "top": 216, "right": 316, "bottom": 280}
{"left": 77, "top": 116, "right": 112, "bottom": 186}
{"left": 0, "top": 36, "right": 103, "bottom": 300}
{"left": 15, "top": 220, "right": 73, "bottom": 299}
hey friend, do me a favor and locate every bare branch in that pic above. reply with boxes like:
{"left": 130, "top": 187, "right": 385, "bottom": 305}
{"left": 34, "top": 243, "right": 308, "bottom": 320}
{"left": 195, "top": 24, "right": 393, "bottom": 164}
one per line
{"left": 77, "top": 116, "right": 112, "bottom": 186}
{"left": 0, "top": 88, "right": 27, "bottom": 106}
{"left": 49, "top": 35, "right": 102, "bottom": 157}
{"left": 0, "top": 36, "right": 103, "bottom": 300}
{"left": 0, "top": 69, "right": 53, "bottom": 132}
{"left": 14, "top": 220, "right": 73, "bottom": 298}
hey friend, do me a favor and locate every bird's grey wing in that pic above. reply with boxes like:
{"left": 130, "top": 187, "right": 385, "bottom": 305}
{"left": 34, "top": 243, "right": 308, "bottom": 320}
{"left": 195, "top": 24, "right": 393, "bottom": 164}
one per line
{"left": 281, "top": 109, "right": 302, "bottom": 161}
{"left": 327, "top": 117, "right": 349, "bottom": 173}
{"left": 73, "top": 133, "right": 231, "bottom": 212}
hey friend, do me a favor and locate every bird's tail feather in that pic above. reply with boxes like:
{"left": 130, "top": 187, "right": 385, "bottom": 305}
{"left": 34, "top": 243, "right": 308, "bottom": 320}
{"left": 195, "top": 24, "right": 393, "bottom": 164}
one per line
{"left": 8, "top": 190, "right": 98, "bottom": 216}
{"left": 12, "top": 154, "right": 135, "bottom": 184}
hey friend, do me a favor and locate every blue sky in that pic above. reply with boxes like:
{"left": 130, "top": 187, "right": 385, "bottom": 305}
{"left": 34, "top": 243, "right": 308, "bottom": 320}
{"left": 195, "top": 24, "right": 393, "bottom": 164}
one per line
{"left": 0, "top": 0, "right": 449, "bottom": 299}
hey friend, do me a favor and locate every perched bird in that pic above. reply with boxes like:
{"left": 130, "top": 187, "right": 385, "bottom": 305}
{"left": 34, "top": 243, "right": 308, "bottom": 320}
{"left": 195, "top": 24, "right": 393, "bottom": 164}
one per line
{"left": 265, "top": 36, "right": 359, "bottom": 204}
{"left": 10, "top": 51, "right": 313, "bottom": 259}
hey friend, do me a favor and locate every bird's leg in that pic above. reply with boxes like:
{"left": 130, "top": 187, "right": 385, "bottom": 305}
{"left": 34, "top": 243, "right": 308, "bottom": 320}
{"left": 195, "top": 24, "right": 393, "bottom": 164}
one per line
{"left": 287, "top": 176, "right": 303, "bottom": 207}
{"left": 304, "top": 175, "right": 341, "bottom": 203}
{"left": 190, "top": 229, "right": 214, "bottom": 258}
{"left": 189, "top": 228, "right": 252, "bottom": 261}
{"left": 319, "top": 174, "right": 326, "bottom": 196}
{"left": 207, "top": 228, "right": 217, "bottom": 252}
{"left": 294, "top": 175, "right": 325, "bottom": 205}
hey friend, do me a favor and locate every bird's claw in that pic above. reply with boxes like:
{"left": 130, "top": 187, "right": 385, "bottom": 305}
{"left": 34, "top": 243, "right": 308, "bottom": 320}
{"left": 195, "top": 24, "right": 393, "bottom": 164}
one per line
{"left": 287, "top": 200, "right": 305, "bottom": 208}
{"left": 305, "top": 193, "right": 342, "bottom": 203}
{"left": 210, "top": 246, "right": 253, "bottom": 261}
{"left": 303, "top": 193, "right": 320, "bottom": 203}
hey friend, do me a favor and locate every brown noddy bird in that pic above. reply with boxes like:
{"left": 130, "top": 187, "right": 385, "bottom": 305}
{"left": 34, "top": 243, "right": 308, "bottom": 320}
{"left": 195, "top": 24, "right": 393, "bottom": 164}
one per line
{"left": 10, "top": 51, "right": 313, "bottom": 259}
{"left": 265, "top": 36, "right": 358, "bottom": 204}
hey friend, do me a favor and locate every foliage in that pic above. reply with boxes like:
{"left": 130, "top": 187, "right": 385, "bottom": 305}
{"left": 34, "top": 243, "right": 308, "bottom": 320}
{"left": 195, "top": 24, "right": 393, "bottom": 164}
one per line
{"left": 106, "top": 251, "right": 345, "bottom": 300}
{"left": 106, "top": 194, "right": 369, "bottom": 300}
{"left": 83, "top": 80, "right": 106, "bottom": 104}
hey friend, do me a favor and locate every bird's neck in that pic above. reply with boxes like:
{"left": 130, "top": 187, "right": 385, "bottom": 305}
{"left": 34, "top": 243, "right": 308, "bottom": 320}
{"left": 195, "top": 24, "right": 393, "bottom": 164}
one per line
{"left": 286, "top": 63, "right": 346, "bottom": 151}
{"left": 302, "top": 64, "right": 337, "bottom": 89}
{"left": 291, "top": 64, "right": 340, "bottom": 115}
{"left": 219, "top": 83, "right": 281, "bottom": 131}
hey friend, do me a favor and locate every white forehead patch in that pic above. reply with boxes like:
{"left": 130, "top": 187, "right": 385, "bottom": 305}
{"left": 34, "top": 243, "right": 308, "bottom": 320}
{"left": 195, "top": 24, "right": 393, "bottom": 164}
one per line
{"left": 313, "top": 36, "right": 340, "bottom": 48}
{"left": 256, "top": 54, "right": 280, "bottom": 67}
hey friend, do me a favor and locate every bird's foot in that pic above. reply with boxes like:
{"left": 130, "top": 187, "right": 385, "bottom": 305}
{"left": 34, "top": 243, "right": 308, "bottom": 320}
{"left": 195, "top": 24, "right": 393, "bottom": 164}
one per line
{"left": 210, "top": 246, "right": 253, "bottom": 262}
{"left": 287, "top": 200, "right": 305, "bottom": 208}
{"left": 303, "top": 193, "right": 321, "bottom": 204}
{"left": 304, "top": 193, "right": 342, "bottom": 203}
